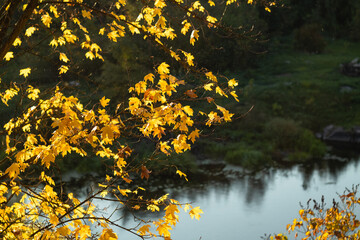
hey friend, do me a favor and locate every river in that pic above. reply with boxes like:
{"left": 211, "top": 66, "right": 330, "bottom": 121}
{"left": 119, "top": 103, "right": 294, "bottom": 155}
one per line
{"left": 73, "top": 153, "right": 360, "bottom": 240}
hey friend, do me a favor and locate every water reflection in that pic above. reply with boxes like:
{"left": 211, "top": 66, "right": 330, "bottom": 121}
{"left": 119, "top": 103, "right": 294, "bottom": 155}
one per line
{"left": 71, "top": 155, "right": 360, "bottom": 240}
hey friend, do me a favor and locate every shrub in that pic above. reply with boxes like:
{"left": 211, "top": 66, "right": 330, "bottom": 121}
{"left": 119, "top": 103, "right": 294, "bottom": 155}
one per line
{"left": 294, "top": 24, "right": 327, "bottom": 53}
{"left": 224, "top": 147, "right": 267, "bottom": 169}
{"left": 264, "top": 118, "right": 326, "bottom": 161}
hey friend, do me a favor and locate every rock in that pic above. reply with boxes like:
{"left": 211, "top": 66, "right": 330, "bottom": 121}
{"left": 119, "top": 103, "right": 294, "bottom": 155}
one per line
{"left": 340, "top": 85, "right": 353, "bottom": 93}
{"left": 319, "top": 124, "right": 360, "bottom": 147}
{"left": 341, "top": 58, "right": 360, "bottom": 77}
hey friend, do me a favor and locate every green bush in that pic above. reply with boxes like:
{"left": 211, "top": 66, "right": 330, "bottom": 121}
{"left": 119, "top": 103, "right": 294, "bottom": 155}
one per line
{"left": 264, "top": 118, "right": 326, "bottom": 161}
{"left": 224, "top": 147, "right": 267, "bottom": 169}
{"left": 294, "top": 24, "right": 327, "bottom": 53}
{"left": 264, "top": 118, "right": 300, "bottom": 150}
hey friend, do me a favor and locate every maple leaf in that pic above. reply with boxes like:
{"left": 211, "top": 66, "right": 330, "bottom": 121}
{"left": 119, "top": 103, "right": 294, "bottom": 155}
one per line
{"left": 204, "top": 83, "right": 214, "bottom": 91}
{"left": 19, "top": 68, "right": 31, "bottom": 78}
{"left": 59, "top": 65, "right": 69, "bottom": 74}
{"left": 190, "top": 30, "right": 199, "bottom": 46}
{"left": 189, "top": 206, "right": 203, "bottom": 220}
{"left": 176, "top": 170, "right": 188, "bottom": 181}
{"left": 228, "top": 78, "right": 238, "bottom": 88}
{"left": 185, "top": 89, "right": 198, "bottom": 98}
{"left": 188, "top": 129, "right": 200, "bottom": 143}
{"left": 25, "top": 26, "right": 38, "bottom": 37}
{"left": 5, "top": 163, "right": 20, "bottom": 179}
{"left": 41, "top": 14, "right": 52, "bottom": 28}
{"left": 49, "top": 38, "right": 58, "bottom": 48}
{"left": 99, "top": 228, "right": 117, "bottom": 240}
{"left": 13, "top": 38, "right": 22, "bottom": 47}
{"left": 160, "top": 141, "right": 171, "bottom": 155}
{"left": 157, "top": 62, "right": 170, "bottom": 74}
{"left": 85, "top": 51, "right": 95, "bottom": 60}
{"left": 82, "top": 10, "right": 92, "bottom": 19}
{"left": 183, "top": 105, "right": 194, "bottom": 116}
{"left": 3, "top": 52, "right": 13, "bottom": 61}
{"left": 140, "top": 165, "right": 152, "bottom": 180}
{"left": 59, "top": 52, "right": 70, "bottom": 62}
{"left": 144, "top": 73, "right": 155, "bottom": 82}
{"left": 138, "top": 225, "right": 151, "bottom": 236}
{"left": 100, "top": 96, "right": 110, "bottom": 107}
{"left": 181, "top": 21, "right": 191, "bottom": 35}
{"left": 230, "top": 91, "right": 239, "bottom": 102}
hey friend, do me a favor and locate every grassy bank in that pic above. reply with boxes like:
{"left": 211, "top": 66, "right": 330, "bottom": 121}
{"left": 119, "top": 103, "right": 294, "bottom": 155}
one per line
{"left": 194, "top": 37, "right": 360, "bottom": 168}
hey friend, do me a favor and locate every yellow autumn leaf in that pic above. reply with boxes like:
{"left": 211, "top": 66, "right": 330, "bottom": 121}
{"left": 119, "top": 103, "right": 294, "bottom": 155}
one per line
{"left": 138, "top": 225, "right": 151, "bottom": 236}
{"left": 5, "top": 163, "right": 20, "bottom": 179}
{"left": 176, "top": 169, "right": 188, "bottom": 181}
{"left": 13, "top": 38, "right": 22, "bottom": 47}
{"left": 25, "top": 26, "right": 38, "bottom": 37}
{"left": 215, "top": 86, "right": 228, "bottom": 97}
{"left": 206, "top": 16, "right": 217, "bottom": 24}
{"left": 59, "top": 52, "right": 70, "bottom": 63}
{"left": 27, "top": 86, "right": 40, "bottom": 100}
{"left": 59, "top": 65, "right": 69, "bottom": 74}
{"left": 228, "top": 78, "right": 238, "bottom": 88}
{"left": 82, "top": 10, "right": 92, "bottom": 19}
{"left": 188, "top": 129, "right": 200, "bottom": 143}
{"left": 19, "top": 68, "right": 31, "bottom": 78}
{"left": 85, "top": 51, "right": 95, "bottom": 60}
{"left": 99, "top": 228, "right": 118, "bottom": 240}
{"left": 189, "top": 206, "right": 203, "bottom": 220}
{"left": 41, "top": 14, "right": 52, "bottom": 27}
{"left": 190, "top": 30, "right": 199, "bottom": 46}
{"left": 100, "top": 96, "right": 110, "bottom": 107}
{"left": 183, "top": 105, "right": 194, "bottom": 116}
{"left": 204, "top": 83, "right": 214, "bottom": 91}
{"left": 160, "top": 141, "right": 171, "bottom": 155}
{"left": 181, "top": 21, "right": 191, "bottom": 35}
{"left": 49, "top": 38, "right": 58, "bottom": 48}
{"left": 157, "top": 62, "right": 170, "bottom": 74}
{"left": 3, "top": 52, "right": 13, "bottom": 61}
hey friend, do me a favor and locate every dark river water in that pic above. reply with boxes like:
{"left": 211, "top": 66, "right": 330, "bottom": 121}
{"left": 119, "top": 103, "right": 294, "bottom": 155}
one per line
{"left": 73, "top": 154, "right": 360, "bottom": 240}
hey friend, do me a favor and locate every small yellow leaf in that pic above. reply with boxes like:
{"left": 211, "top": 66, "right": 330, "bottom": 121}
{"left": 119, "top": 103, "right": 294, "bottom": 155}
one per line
{"left": 59, "top": 52, "right": 70, "bottom": 63}
{"left": 25, "top": 26, "right": 38, "bottom": 37}
{"left": 49, "top": 38, "right": 58, "bottom": 48}
{"left": 3, "top": 52, "right": 14, "bottom": 61}
{"left": 85, "top": 51, "right": 95, "bottom": 60}
{"left": 176, "top": 170, "right": 188, "bottom": 181}
{"left": 204, "top": 83, "right": 214, "bottom": 91}
{"left": 41, "top": 14, "right": 52, "bottom": 27}
{"left": 157, "top": 62, "right": 170, "bottom": 75}
{"left": 19, "top": 68, "right": 31, "bottom": 78}
{"left": 100, "top": 96, "right": 110, "bottom": 107}
{"left": 228, "top": 78, "right": 238, "bottom": 88}
{"left": 183, "top": 106, "right": 194, "bottom": 116}
{"left": 189, "top": 206, "right": 203, "bottom": 220}
{"left": 59, "top": 65, "right": 69, "bottom": 74}
{"left": 82, "top": 10, "right": 92, "bottom": 19}
{"left": 13, "top": 38, "right": 22, "bottom": 47}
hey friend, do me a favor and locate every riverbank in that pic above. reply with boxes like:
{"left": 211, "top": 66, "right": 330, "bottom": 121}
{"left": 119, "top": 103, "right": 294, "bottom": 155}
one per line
{"left": 190, "top": 37, "right": 360, "bottom": 169}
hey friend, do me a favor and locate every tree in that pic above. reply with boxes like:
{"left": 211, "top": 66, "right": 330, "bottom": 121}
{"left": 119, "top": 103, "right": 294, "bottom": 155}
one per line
{"left": 270, "top": 186, "right": 360, "bottom": 240}
{"left": 0, "top": 0, "right": 274, "bottom": 239}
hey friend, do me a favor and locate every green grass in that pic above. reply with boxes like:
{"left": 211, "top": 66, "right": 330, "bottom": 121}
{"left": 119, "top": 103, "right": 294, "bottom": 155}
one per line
{"left": 197, "top": 37, "right": 360, "bottom": 167}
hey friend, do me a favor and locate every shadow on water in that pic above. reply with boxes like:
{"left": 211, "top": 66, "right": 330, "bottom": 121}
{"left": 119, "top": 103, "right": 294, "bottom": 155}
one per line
{"left": 62, "top": 148, "right": 360, "bottom": 239}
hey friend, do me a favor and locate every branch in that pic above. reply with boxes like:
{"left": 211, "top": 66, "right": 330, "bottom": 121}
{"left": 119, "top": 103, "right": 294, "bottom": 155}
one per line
{"left": 0, "top": 0, "right": 39, "bottom": 63}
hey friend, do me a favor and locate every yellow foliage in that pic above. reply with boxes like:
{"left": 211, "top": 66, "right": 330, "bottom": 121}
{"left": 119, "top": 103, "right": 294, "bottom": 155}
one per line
{"left": 0, "top": 0, "right": 246, "bottom": 238}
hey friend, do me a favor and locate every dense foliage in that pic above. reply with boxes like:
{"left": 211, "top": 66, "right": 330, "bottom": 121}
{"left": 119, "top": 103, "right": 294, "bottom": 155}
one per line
{"left": 0, "top": 0, "right": 275, "bottom": 239}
